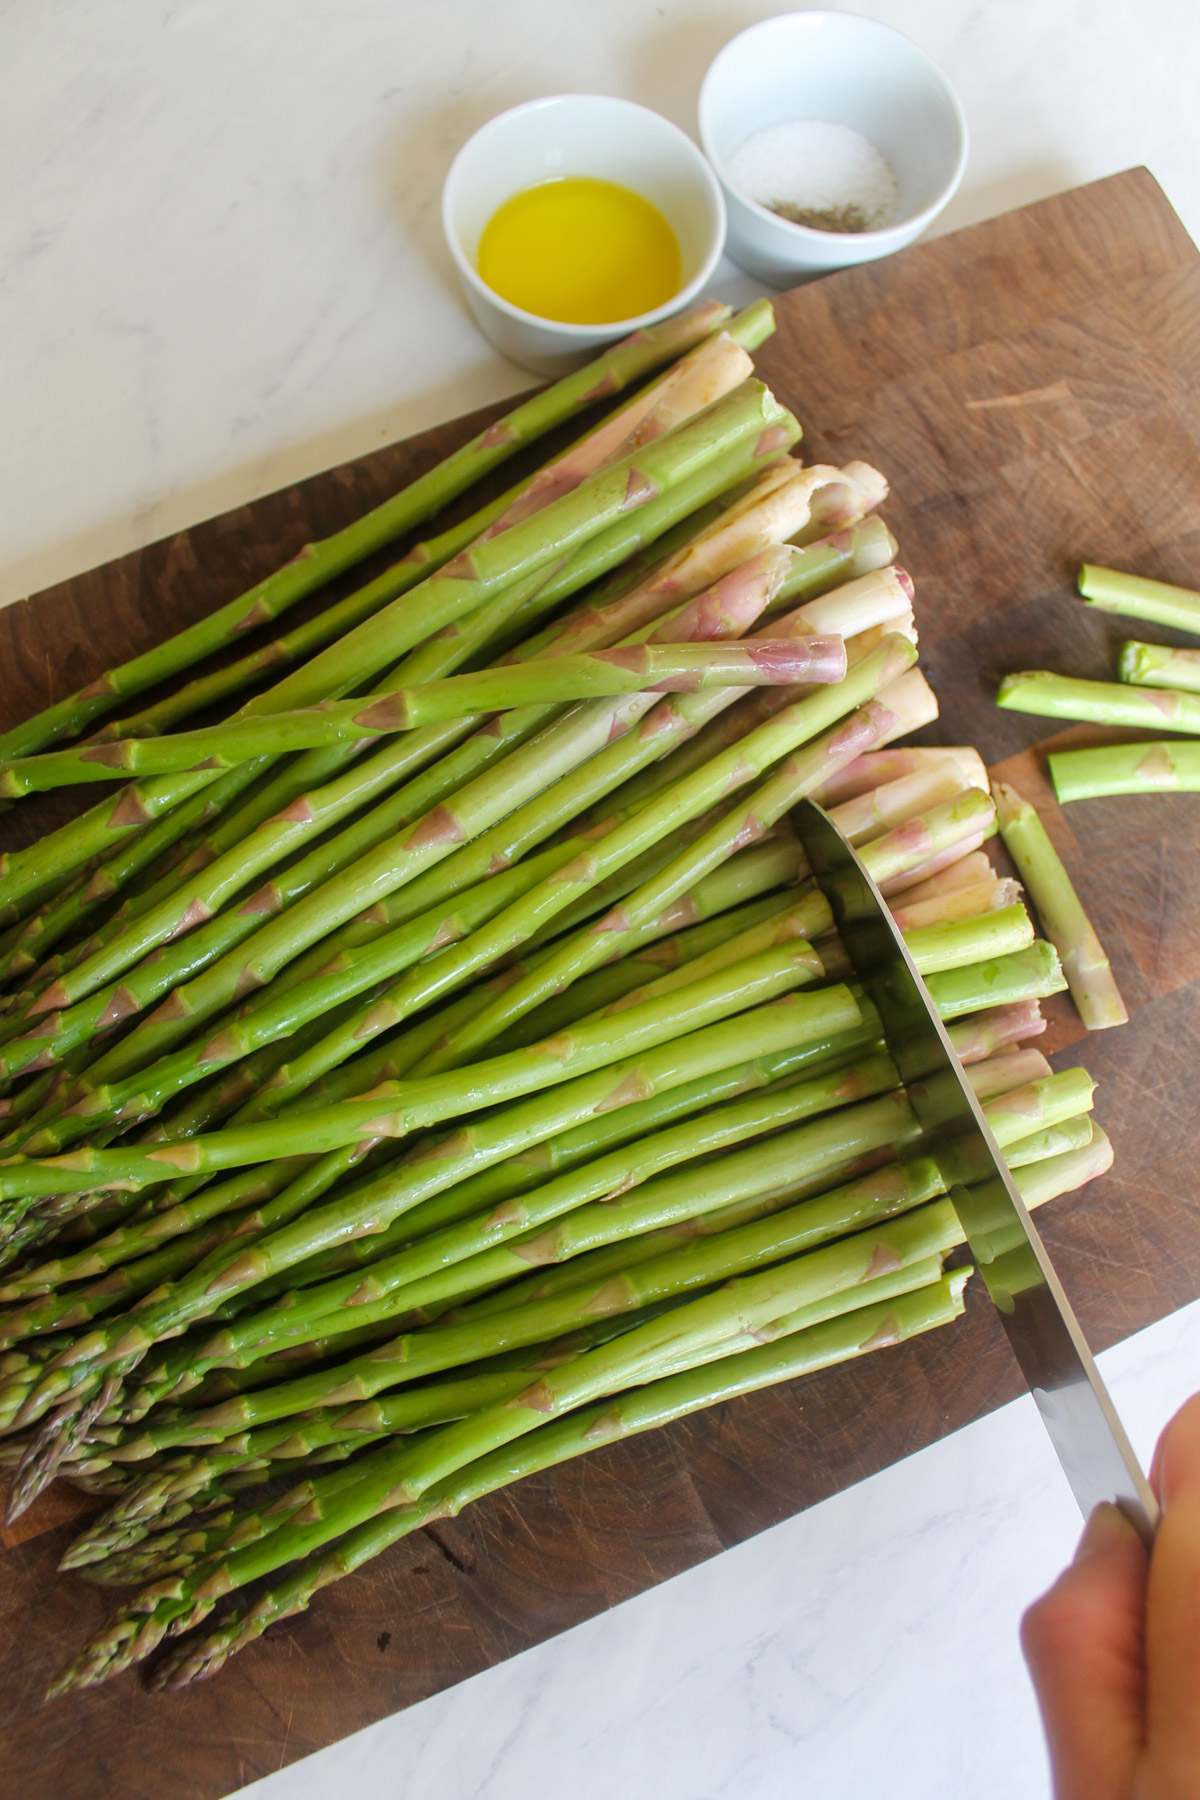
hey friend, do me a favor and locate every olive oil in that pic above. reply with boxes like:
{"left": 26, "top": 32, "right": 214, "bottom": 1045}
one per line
{"left": 477, "top": 176, "right": 681, "bottom": 326}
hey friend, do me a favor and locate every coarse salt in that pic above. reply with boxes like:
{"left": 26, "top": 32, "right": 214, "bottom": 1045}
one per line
{"left": 727, "top": 120, "right": 900, "bottom": 234}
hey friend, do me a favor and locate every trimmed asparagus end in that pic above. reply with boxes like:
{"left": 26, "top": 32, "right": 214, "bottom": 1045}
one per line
{"left": 1078, "top": 564, "right": 1200, "bottom": 636}
{"left": 991, "top": 780, "right": 1127, "bottom": 1031}
{"left": 1049, "top": 740, "right": 1200, "bottom": 802}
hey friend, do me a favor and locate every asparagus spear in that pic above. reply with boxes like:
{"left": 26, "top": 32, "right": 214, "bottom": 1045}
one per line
{"left": 449, "top": 1088, "right": 1095, "bottom": 1325}
{"left": 7, "top": 387, "right": 759, "bottom": 1000}
{"left": 247, "top": 1024, "right": 877, "bottom": 1297}
{"left": 96, "top": 1237, "right": 965, "bottom": 1589}
{"left": 1118, "top": 639, "right": 1200, "bottom": 695}
{"left": 890, "top": 870, "right": 1021, "bottom": 932}
{"left": 0, "top": 759, "right": 278, "bottom": 988}
{"left": 893, "top": 902, "right": 1034, "bottom": 974}
{"left": 50, "top": 1199, "right": 974, "bottom": 1693}
{"left": 0, "top": 680, "right": 700, "bottom": 1087}
{"left": 121, "top": 1065, "right": 1092, "bottom": 1443}
{"left": 64, "top": 1125, "right": 1114, "bottom": 1700}
{"left": 996, "top": 670, "right": 1200, "bottom": 735}
{"left": 61, "top": 1265, "right": 967, "bottom": 1693}
{"left": 177, "top": 1056, "right": 909, "bottom": 1374}
{"left": 518, "top": 461, "right": 883, "bottom": 665}
{"left": 145, "top": 1271, "right": 971, "bottom": 1688}
{"left": 1, "top": 468, "right": 815, "bottom": 1059}
{"left": 1078, "top": 562, "right": 1200, "bottom": 635}
{"left": 249, "top": 569, "right": 912, "bottom": 1037}
{"left": 4, "top": 435, "right": 794, "bottom": 981}
{"left": 946, "top": 999, "right": 1046, "bottom": 1059}
{"left": 922, "top": 941, "right": 1065, "bottom": 1019}
{"left": 965, "top": 1048, "right": 1053, "bottom": 1098}
{"left": 814, "top": 746, "right": 985, "bottom": 807}
{"left": 4, "top": 989, "right": 861, "bottom": 1476}
{"left": 0, "top": 639, "right": 847, "bottom": 796}
{"left": 0, "top": 302, "right": 739, "bottom": 767}
{"left": 2, "top": 496, "right": 811, "bottom": 1031}
{"left": 419, "top": 775, "right": 983, "bottom": 1078}
{"left": 63, "top": 1313, "right": 683, "bottom": 1530}
{"left": 413, "top": 672, "right": 934, "bottom": 1070}
{"left": 0, "top": 848, "right": 810, "bottom": 1297}
{"left": 567, "top": 899, "right": 1031, "bottom": 1037}
{"left": 827, "top": 753, "right": 987, "bottom": 844}
{"left": 265, "top": 661, "right": 927, "bottom": 1109}
{"left": 9, "top": 842, "right": 609, "bottom": 1159}
{"left": 1048, "top": 740, "right": 1200, "bottom": 801}
{"left": 36, "top": 638, "right": 917, "bottom": 1137}
{"left": 84, "top": 477, "right": 541, "bottom": 748}
{"left": 0, "top": 949, "right": 847, "bottom": 1205}
{"left": 193, "top": 1065, "right": 1088, "bottom": 1375}
{"left": 992, "top": 780, "right": 1127, "bottom": 1030}
{"left": 0, "top": 379, "right": 795, "bottom": 920}
{"left": 586, "top": 571, "right": 914, "bottom": 820}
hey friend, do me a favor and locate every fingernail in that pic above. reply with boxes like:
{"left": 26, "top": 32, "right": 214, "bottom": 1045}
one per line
{"left": 1073, "top": 1501, "right": 1132, "bottom": 1564}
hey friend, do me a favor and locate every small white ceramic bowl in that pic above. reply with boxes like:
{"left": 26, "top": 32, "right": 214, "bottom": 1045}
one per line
{"left": 699, "top": 12, "right": 967, "bottom": 285}
{"left": 442, "top": 94, "right": 727, "bottom": 376}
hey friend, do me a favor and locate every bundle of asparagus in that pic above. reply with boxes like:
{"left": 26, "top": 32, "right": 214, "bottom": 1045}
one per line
{"left": 0, "top": 301, "right": 1115, "bottom": 1699}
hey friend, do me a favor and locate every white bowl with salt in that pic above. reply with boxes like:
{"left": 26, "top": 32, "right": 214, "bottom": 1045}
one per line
{"left": 699, "top": 11, "right": 967, "bottom": 285}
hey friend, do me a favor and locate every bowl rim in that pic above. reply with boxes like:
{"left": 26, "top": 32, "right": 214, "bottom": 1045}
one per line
{"left": 697, "top": 9, "right": 969, "bottom": 247}
{"left": 441, "top": 93, "right": 728, "bottom": 342}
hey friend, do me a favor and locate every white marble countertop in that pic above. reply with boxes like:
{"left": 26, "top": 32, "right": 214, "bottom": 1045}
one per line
{"left": 3, "top": 4, "right": 1200, "bottom": 1796}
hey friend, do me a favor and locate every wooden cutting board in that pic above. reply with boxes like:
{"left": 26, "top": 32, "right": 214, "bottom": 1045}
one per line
{"left": 3, "top": 167, "right": 1200, "bottom": 1800}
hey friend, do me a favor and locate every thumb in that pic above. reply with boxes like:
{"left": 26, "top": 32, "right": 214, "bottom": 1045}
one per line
{"left": 1140, "top": 1392, "right": 1200, "bottom": 1793}
{"left": 1021, "top": 1501, "right": 1148, "bottom": 1800}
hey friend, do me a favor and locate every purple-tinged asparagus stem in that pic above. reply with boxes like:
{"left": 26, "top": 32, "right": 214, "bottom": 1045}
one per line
{"left": 0, "top": 377, "right": 797, "bottom": 920}
{"left": 0, "top": 301, "right": 743, "bottom": 770}
{"left": 0, "top": 640, "right": 848, "bottom": 796}
{"left": 945, "top": 999, "right": 1047, "bottom": 1061}
{"left": 828, "top": 753, "right": 987, "bottom": 846}
{"left": 965, "top": 1049, "right": 1053, "bottom": 1099}
{"left": 813, "top": 745, "right": 983, "bottom": 807}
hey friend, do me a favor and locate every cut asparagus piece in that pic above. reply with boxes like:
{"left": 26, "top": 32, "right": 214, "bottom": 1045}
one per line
{"left": 996, "top": 670, "right": 1200, "bottom": 735}
{"left": 992, "top": 780, "right": 1126, "bottom": 1030}
{"left": 1078, "top": 563, "right": 1200, "bottom": 636}
{"left": 1118, "top": 640, "right": 1200, "bottom": 694}
{"left": 1049, "top": 740, "right": 1200, "bottom": 801}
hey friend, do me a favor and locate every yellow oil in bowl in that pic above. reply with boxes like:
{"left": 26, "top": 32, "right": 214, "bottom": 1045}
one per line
{"left": 476, "top": 176, "right": 682, "bottom": 326}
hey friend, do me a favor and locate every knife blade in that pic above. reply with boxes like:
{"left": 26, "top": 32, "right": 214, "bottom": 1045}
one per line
{"left": 793, "top": 797, "right": 1157, "bottom": 1544}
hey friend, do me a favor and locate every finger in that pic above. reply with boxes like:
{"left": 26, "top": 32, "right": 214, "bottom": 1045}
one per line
{"left": 1140, "top": 1394, "right": 1200, "bottom": 1793}
{"left": 1149, "top": 1390, "right": 1200, "bottom": 1503}
{"left": 1021, "top": 1502, "right": 1148, "bottom": 1800}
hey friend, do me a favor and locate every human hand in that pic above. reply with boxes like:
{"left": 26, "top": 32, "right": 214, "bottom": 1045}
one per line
{"left": 1022, "top": 1391, "right": 1200, "bottom": 1799}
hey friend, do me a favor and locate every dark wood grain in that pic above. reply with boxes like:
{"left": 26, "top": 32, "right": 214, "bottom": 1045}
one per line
{"left": 3, "top": 167, "right": 1200, "bottom": 1800}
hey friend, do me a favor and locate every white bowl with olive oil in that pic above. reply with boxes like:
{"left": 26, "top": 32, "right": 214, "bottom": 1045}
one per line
{"left": 442, "top": 95, "right": 726, "bottom": 375}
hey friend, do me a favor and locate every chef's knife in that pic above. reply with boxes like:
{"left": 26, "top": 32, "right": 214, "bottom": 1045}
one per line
{"left": 793, "top": 798, "right": 1157, "bottom": 1544}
